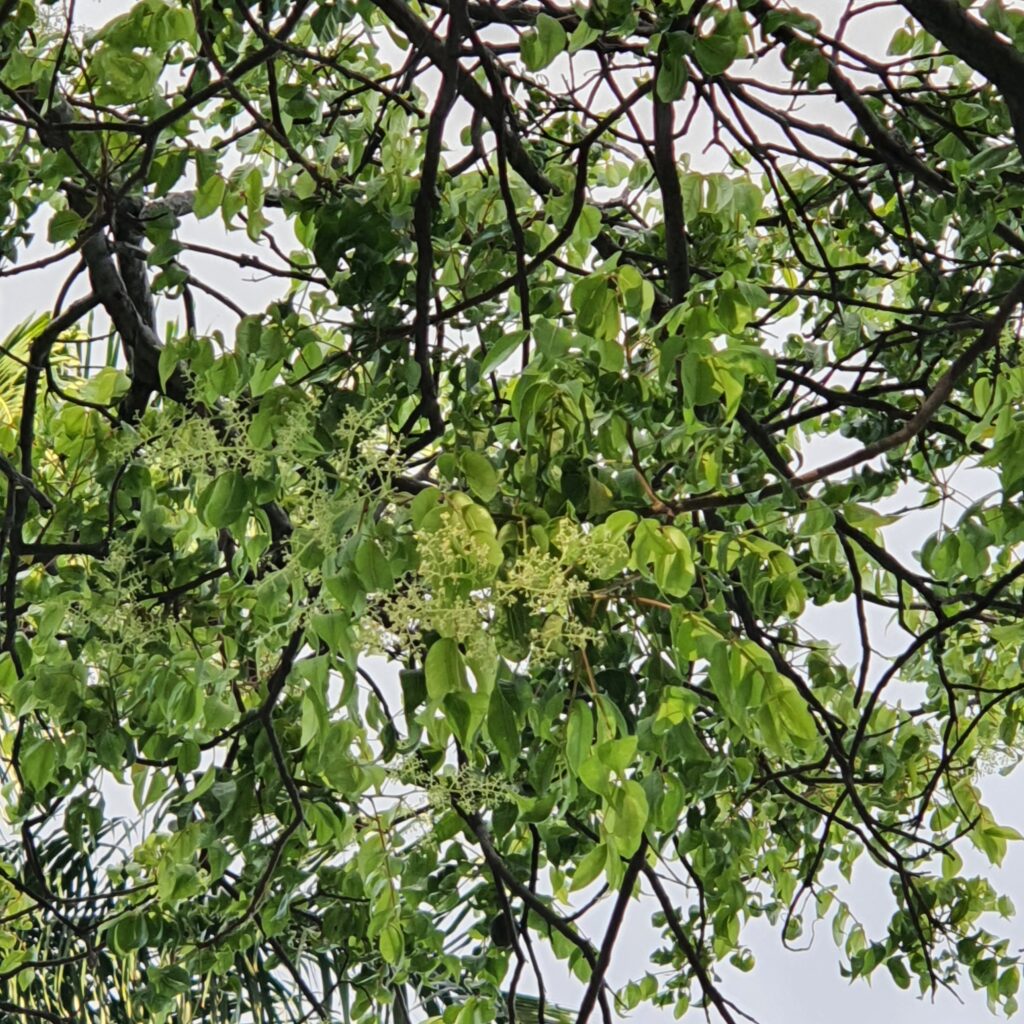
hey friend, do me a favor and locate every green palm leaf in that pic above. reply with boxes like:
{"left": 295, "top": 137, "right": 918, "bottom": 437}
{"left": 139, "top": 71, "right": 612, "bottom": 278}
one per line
{"left": 0, "top": 315, "right": 40, "bottom": 430}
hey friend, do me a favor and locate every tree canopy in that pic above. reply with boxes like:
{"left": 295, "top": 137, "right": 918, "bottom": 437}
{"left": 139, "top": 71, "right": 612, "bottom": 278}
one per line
{"left": 3, "top": 0, "right": 1024, "bottom": 1021}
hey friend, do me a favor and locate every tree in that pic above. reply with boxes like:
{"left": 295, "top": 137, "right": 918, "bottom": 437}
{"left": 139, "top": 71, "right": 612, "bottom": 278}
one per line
{"left": 3, "top": 0, "right": 1024, "bottom": 1020}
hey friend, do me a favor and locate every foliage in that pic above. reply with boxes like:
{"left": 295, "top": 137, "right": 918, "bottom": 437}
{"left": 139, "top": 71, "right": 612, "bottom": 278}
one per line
{"left": 2, "top": 0, "right": 1024, "bottom": 1021}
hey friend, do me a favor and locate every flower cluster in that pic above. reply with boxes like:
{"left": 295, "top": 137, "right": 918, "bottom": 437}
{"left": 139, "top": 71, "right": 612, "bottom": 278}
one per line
{"left": 69, "top": 533, "right": 175, "bottom": 669}
{"left": 74, "top": 395, "right": 397, "bottom": 675}
{"left": 392, "top": 755, "right": 515, "bottom": 813}
{"left": 495, "top": 546, "right": 598, "bottom": 664}
{"left": 364, "top": 506, "right": 605, "bottom": 669}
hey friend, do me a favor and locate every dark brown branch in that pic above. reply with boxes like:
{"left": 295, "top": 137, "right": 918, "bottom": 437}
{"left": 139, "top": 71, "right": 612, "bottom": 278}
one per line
{"left": 404, "top": 0, "right": 468, "bottom": 446}
{"left": 749, "top": 0, "right": 951, "bottom": 194}
{"left": 574, "top": 840, "right": 646, "bottom": 1024}
{"left": 651, "top": 88, "right": 690, "bottom": 305}
{"left": 65, "top": 198, "right": 187, "bottom": 417}
{"left": 457, "top": 806, "right": 599, "bottom": 971}
{"left": 900, "top": 0, "right": 1024, "bottom": 161}
{"left": 370, "top": 0, "right": 555, "bottom": 197}
{"left": 643, "top": 866, "right": 741, "bottom": 1024}
{"left": 793, "top": 274, "right": 1024, "bottom": 486}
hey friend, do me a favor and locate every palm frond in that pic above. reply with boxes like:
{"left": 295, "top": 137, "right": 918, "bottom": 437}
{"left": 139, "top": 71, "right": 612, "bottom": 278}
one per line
{"left": 0, "top": 314, "right": 42, "bottom": 427}
{"left": 506, "top": 992, "right": 575, "bottom": 1024}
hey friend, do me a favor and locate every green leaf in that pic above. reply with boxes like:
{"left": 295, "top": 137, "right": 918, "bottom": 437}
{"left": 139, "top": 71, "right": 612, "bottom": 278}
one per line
{"left": 78, "top": 367, "right": 130, "bottom": 405}
{"left": 762, "top": 678, "right": 819, "bottom": 753}
{"left": 300, "top": 685, "right": 328, "bottom": 749}
{"left": 194, "top": 174, "right": 227, "bottom": 220}
{"left": 605, "top": 780, "right": 648, "bottom": 855}
{"left": 886, "top": 957, "right": 910, "bottom": 990}
{"left": 425, "top": 638, "right": 468, "bottom": 701}
{"left": 90, "top": 47, "right": 162, "bottom": 103}
{"left": 570, "top": 843, "right": 607, "bottom": 891}
{"left": 48, "top": 209, "right": 85, "bottom": 244}
{"left": 487, "top": 687, "right": 520, "bottom": 773}
{"left": 521, "top": 13, "right": 567, "bottom": 71}
{"left": 565, "top": 700, "right": 593, "bottom": 775}
{"left": 888, "top": 27, "right": 914, "bottom": 55}
{"left": 460, "top": 451, "right": 499, "bottom": 501}
{"left": 354, "top": 538, "right": 394, "bottom": 592}
{"left": 578, "top": 755, "right": 612, "bottom": 797}
{"left": 694, "top": 33, "right": 737, "bottom": 76}
{"left": 653, "top": 686, "right": 698, "bottom": 734}
{"left": 480, "top": 330, "right": 529, "bottom": 376}
{"left": 109, "top": 913, "right": 148, "bottom": 955}
{"left": 378, "top": 920, "right": 404, "bottom": 965}
{"left": 632, "top": 520, "right": 695, "bottom": 597}
{"left": 999, "top": 966, "right": 1020, "bottom": 998}
{"left": 656, "top": 50, "right": 689, "bottom": 103}
{"left": 158, "top": 341, "right": 184, "bottom": 390}
{"left": 953, "top": 101, "right": 989, "bottom": 127}
{"left": 243, "top": 168, "right": 269, "bottom": 241}
{"left": 569, "top": 19, "right": 601, "bottom": 52}
{"left": 444, "top": 690, "right": 489, "bottom": 748}
{"left": 595, "top": 736, "right": 637, "bottom": 773}
{"left": 941, "top": 847, "right": 962, "bottom": 881}
{"left": 197, "top": 470, "right": 251, "bottom": 528}
{"left": 21, "top": 740, "right": 56, "bottom": 792}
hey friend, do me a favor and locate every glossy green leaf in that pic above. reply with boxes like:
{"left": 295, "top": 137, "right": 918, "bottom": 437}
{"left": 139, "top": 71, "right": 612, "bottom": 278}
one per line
{"left": 570, "top": 843, "right": 607, "bottom": 892}
{"left": 460, "top": 451, "right": 499, "bottom": 501}
{"left": 197, "top": 470, "right": 251, "bottom": 528}
{"left": 521, "top": 13, "right": 567, "bottom": 71}
{"left": 425, "top": 638, "right": 468, "bottom": 701}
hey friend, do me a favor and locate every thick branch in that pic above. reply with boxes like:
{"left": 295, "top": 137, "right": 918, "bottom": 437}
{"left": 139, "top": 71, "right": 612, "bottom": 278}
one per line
{"left": 574, "top": 840, "right": 646, "bottom": 1024}
{"left": 643, "top": 866, "right": 740, "bottom": 1024}
{"left": 900, "top": 0, "right": 1024, "bottom": 160}
{"left": 793, "top": 273, "right": 1024, "bottom": 486}
{"left": 405, "top": 0, "right": 467, "bottom": 445}
{"left": 652, "top": 90, "right": 690, "bottom": 305}
{"left": 65, "top": 195, "right": 187, "bottom": 416}
{"left": 749, "top": 0, "right": 951, "bottom": 193}
{"left": 458, "top": 807, "right": 600, "bottom": 971}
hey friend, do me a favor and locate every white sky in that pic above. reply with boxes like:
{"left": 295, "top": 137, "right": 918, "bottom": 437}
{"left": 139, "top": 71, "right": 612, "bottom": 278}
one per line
{"left": 5, "top": 1, "right": 1024, "bottom": 1022}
